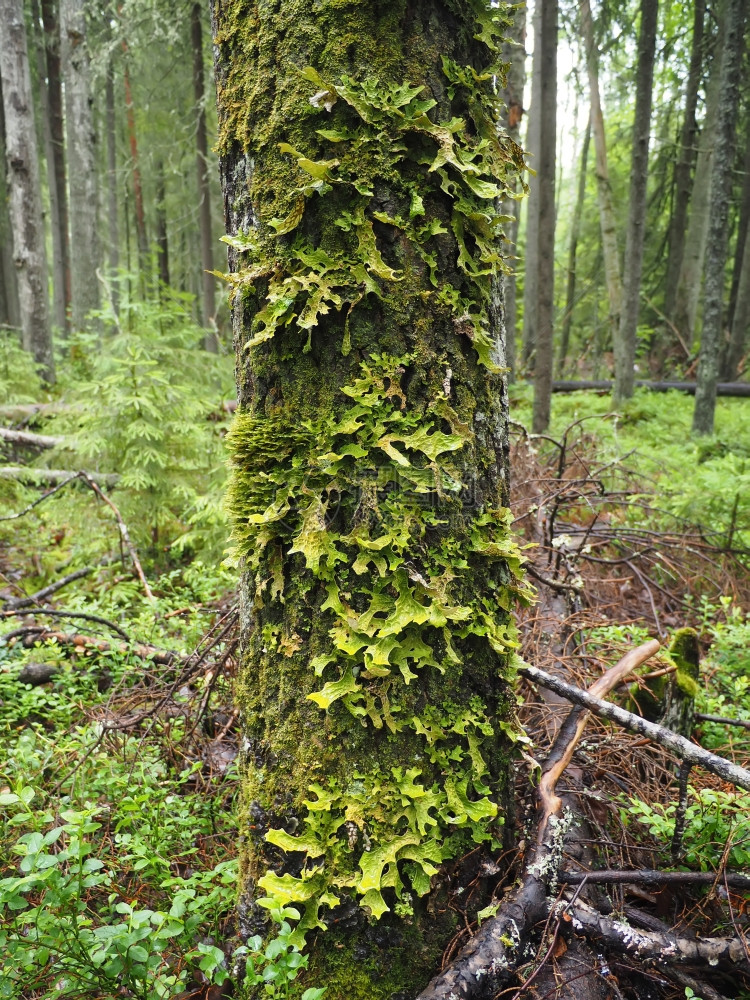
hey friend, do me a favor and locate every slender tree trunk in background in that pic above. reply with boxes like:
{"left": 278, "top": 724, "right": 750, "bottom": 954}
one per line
{"left": 673, "top": 8, "right": 725, "bottom": 348}
{"left": 725, "top": 128, "right": 750, "bottom": 341}
{"left": 211, "top": 1, "right": 526, "bottom": 993}
{"left": 105, "top": 57, "right": 119, "bottom": 315}
{"left": 0, "top": 90, "right": 22, "bottom": 333}
{"left": 725, "top": 221, "right": 750, "bottom": 378}
{"left": 155, "top": 158, "right": 170, "bottom": 288}
{"left": 192, "top": 2, "right": 218, "bottom": 351}
{"left": 581, "top": 0, "right": 623, "bottom": 372}
{"left": 41, "top": 0, "right": 70, "bottom": 330}
{"left": 34, "top": 0, "right": 68, "bottom": 333}
{"left": 0, "top": 0, "right": 54, "bottom": 380}
{"left": 122, "top": 47, "right": 148, "bottom": 270}
{"left": 499, "top": 2, "right": 525, "bottom": 382}
{"left": 693, "top": 0, "right": 745, "bottom": 435}
{"left": 521, "top": 0, "right": 542, "bottom": 369}
{"left": 663, "top": 0, "right": 704, "bottom": 323}
{"left": 615, "top": 0, "right": 658, "bottom": 404}
{"left": 532, "top": 0, "right": 557, "bottom": 433}
{"left": 558, "top": 116, "right": 590, "bottom": 375}
{"left": 60, "top": 0, "right": 100, "bottom": 330}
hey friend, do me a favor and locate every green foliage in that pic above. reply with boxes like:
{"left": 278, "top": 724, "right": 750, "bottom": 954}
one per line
{"left": 0, "top": 330, "right": 44, "bottom": 404}
{"left": 0, "top": 640, "right": 238, "bottom": 999}
{"left": 48, "top": 288, "right": 233, "bottom": 557}
{"left": 625, "top": 787, "right": 750, "bottom": 871}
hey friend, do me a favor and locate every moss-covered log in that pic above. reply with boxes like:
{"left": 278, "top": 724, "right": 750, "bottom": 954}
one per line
{"left": 210, "top": 1, "right": 527, "bottom": 994}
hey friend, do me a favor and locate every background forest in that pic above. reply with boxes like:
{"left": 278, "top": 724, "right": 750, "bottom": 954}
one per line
{"left": 0, "top": 0, "right": 749, "bottom": 997}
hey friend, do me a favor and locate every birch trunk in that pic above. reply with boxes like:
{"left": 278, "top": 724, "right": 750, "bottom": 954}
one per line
{"left": 615, "top": 0, "right": 658, "bottom": 403}
{"left": 693, "top": 0, "right": 745, "bottom": 434}
{"left": 0, "top": 87, "right": 21, "bottom": 333}
{"left": 0, "top": 0, "right": 54, "bottom": 380}
{"left": 60, "top": 0, "right": 100, "bottom": 330}
{"left": 211, "top": 1, "right": 526, "bottom": 993}
{"left": 581, "top": 0, "right": 623, "bottom": 374}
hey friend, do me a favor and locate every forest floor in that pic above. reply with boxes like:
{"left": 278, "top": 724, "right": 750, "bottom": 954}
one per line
{"left": 1, "top": 374, "right": 749, "bottom": 999}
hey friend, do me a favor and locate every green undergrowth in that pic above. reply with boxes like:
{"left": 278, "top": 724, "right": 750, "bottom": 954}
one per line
{"left": 584, "top": 607, "right": 750, "bottom": 876}
{"left": 510, "top": 385, "right": 750, "bottom": 550}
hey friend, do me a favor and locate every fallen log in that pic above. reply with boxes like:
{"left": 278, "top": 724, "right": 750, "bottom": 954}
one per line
{"left": 0, "top": 427, "right": 67, "bottom": 449}
{"left": 551, "top": 379, "right": 750, "bottom": 397}
{"left": 0, "top": 467, "right": 118, "bottom": 487}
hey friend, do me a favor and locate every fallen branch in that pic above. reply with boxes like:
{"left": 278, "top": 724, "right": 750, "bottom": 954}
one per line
{"left": 1, "top": 608, "right": 131, "bottom": 642}
{"left": 519, "top": 664, "right": 750, "bottom": 792}
{"left": 560, "top": 870, "right": 750, "bottom": 891}
{"left": 0, "top": 427, "right": 66, "bottom": 449}
{"left": 0, "top": 467, "right": 118, "bottom": 487}
{"left": 569, "top": 898, "right": 750, "bottom": 971}
{"left": 551, "top": 379, "right": 750, "bottom": 397}
{"left": 3, "top": 566, "right": 94, "bottom": 610}
{"left": 2, "top": 627, "right": 190, "bottom": 665}
{"left": 696, "top": 712, "right": 750, "bottom": 730}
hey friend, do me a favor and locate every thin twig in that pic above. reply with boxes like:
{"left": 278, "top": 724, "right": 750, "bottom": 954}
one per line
{"left": 1, "top": 607, "right": 131, "bottom": 642}
{"left": 80, "top": 473, "right": 154, "bottom": 600}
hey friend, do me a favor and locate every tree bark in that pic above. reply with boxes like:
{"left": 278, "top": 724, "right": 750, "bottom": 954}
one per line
{"left": 33, "top": 0, "right": 69, "bottom": 334}
{"left": 211, "top": 1, "right": 526, "bottom": 994}
{"left": 662, "top": 0, "right": 705, "bottom": 323}
{"left": 521, "top": 0, "right": 542, "bottom": 369}
{"left": 122, "top": 42, "right": 148, "bottom": 271}
{"left": 724, "top": 218, "right": 750, "bottom": 378}
{"left": 531, "top": 0, "right": 557, "bottom": 433}
{"left": 155, "top": 158, "right": 170, "bottom": 288}
{"left": 725, "top": 122, "right": 750, "bottom": 341}
{"left": 499, "top": 2, "right": 525, "bottom": 382}
{"left": 615, "top": 0, "right": 658, "bottom": 404}
{"left": 105, "top": 56, "right": 119, "bottom": 316}
{"left": 0, "top": 82, "right": 21, "bottom": 333}
{"left": 580, "top": 0, "right": 623, "bottom": 374}
{"left": 60, "top": 0, "right": 100, "bottom": 331}
{"left": 558, "top": 116, "right": 590, "bottom": 376}
{"left": 0, "top": 0, "right": 54, "bottom": 380}
{"left": 693, "top": 0, "right": 746, "bottom": 434}
{"left": 192, "top": 1, "right": 218, "bottom": 350}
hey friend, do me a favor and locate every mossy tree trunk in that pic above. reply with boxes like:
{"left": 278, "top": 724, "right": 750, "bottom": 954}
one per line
{"left": 211, "top": 2, "right": 527, "bottom": 995}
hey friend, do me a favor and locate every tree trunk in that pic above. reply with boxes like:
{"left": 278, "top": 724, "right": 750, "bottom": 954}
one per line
{"left": 105, "top": 56, "right": 119, "bottom": 315}
{"left": 192, "top": 1, "right": 218, "bottom": 351}
{"left": 724, "top": 219, "right": 750, "bottom": 378}
{"left": 615, "top": 0, "right": 658, "bottom": 404}
{"left": 0, "top": 84, "right": 21, "bottom": 333}
{"left": 211, "top": 1, "right": 527, "bottom": 994}
{"left": 122, "top": 45, "right": 148, "bottom": 271}
{"left": 155, "top": 158, "right": 170, "bottom": 288}
{"left": 60, "top": 0, "right": 100, "bottom": 331}
{"left": 532, "top": 0, "right": 557, "bottom": 433}
{"left": 662, "top": 0, "right": 705, "bottom": 323}
{"left": 558, "top": 116, "right": 590, "bottom": 376}
{"left": 693, "top": 0, "right": 745, "bottom": 434}
{"left": 672, "top": 6, "right": 725, "bottom": 348}
{"left": 499, "top": 2, "right": 525, "bottom": 382}
{"left": 723, "top": 125, "right": 750, "bottom": 369}
{"left": 521, "top": 0, "right": 542, "bottom": 369}
{"left": 34, "top": 0, "right": 69, "bottom": 333}
{"left": 581, "top": 0, "right": 623, "bottom": 373}
{"left": 0, "top": 0, "right": 54, "bottom": 380}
